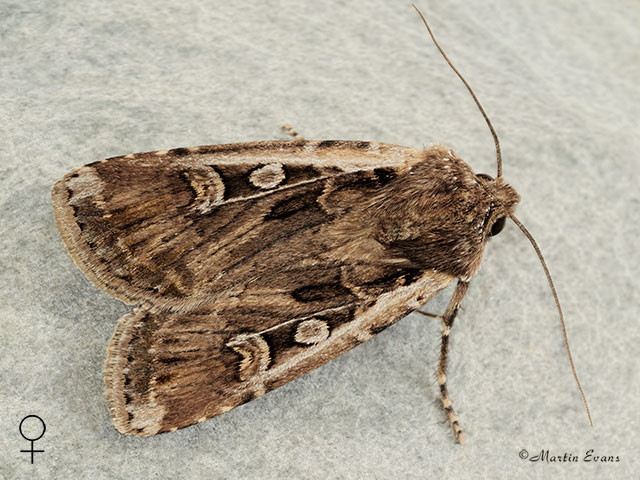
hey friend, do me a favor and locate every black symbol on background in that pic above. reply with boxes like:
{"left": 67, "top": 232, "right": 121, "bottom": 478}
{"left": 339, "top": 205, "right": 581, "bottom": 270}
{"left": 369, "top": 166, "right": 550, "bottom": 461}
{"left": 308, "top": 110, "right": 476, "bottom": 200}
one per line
{"left": 19, "top": 415, "right": 46, "bottom": 464}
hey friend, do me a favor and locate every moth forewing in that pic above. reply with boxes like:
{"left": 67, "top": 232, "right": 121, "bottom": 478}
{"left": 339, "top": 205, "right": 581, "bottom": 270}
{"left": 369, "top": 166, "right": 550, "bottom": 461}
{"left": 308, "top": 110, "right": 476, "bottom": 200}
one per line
{"left": 50, "top": 141, "right": 425, "bottom": 312}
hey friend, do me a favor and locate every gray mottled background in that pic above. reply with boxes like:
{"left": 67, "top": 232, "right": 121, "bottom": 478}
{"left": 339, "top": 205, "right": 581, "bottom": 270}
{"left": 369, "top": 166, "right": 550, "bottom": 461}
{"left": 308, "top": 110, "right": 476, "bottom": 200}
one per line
{"left": 1, "top": 1, "right": 638, "bottom": 479}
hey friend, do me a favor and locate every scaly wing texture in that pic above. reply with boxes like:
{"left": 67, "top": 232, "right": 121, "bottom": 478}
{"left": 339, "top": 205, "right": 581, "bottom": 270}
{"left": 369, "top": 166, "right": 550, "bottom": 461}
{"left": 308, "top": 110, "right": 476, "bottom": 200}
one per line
{"left": 51, "top": 140, "right": 426, "bottom": 311}
{"left": 52, "top": 140, "right": 500, "bottom": 435}
{"left": 105, "top": 268, "right": 454, "bottom": 435}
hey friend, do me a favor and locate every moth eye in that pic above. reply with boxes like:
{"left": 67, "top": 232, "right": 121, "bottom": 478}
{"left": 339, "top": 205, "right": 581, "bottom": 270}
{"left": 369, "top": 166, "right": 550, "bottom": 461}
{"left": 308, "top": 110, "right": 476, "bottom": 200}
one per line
{"left": 489, "top": 217, "right": 506, "bottom": 236}
{"left": 477, "top": 173, "right": 504, "bottom": 236}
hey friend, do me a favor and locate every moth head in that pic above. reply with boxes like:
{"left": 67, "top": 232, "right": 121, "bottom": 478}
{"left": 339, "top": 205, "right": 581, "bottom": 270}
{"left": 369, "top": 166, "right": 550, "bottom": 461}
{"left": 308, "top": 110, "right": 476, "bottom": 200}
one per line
{"left": 476, "top": 173, "right": 520, "bottom": 237}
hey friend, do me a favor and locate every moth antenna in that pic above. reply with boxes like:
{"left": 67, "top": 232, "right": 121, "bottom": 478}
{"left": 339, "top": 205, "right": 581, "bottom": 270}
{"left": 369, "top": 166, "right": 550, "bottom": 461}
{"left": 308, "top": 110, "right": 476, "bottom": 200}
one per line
{"left": 412, "top": 4, "right": 503, "bottom": 178}
{"left": 509, "top": 214, "right": 593, "bottom": 427}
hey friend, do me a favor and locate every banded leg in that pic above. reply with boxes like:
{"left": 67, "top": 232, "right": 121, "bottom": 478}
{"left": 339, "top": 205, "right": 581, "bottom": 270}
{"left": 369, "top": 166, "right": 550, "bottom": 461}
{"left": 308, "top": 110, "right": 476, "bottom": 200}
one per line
{"left": 437, "top": 279, "right": 470, "bottom": 444}
{"left": 282, "top": 123, "right": 304, "bottom": 140}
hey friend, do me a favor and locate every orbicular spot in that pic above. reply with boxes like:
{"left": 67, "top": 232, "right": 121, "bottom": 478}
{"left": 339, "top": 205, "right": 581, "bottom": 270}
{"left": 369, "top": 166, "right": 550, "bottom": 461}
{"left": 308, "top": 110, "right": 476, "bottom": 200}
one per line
{"left": 249, "top": 163, "right": 285, "bottom": 190}
{"left": 294, "top": 319, "right": 330, "bottom": 345}
{"left": 226, "top": 334, "right": 270, "bottom": 381}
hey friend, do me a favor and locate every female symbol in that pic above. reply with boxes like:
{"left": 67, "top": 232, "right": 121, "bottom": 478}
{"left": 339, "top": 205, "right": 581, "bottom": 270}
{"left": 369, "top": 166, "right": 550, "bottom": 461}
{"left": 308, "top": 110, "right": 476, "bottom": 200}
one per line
{"left": 19, "top": 415, "right": 46, "bottom": 464}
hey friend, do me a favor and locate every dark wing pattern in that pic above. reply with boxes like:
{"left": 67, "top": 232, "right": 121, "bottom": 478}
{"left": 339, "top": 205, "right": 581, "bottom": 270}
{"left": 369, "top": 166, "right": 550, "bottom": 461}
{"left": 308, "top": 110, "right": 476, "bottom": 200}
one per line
{"left": 52, "top": 141, "right": 428, "bottom": 311}
{"left": 105, "top": 268, "right": 452, "bottom": 435}
{"left": 52, "top": 140, "right": 498, "bottom": 435}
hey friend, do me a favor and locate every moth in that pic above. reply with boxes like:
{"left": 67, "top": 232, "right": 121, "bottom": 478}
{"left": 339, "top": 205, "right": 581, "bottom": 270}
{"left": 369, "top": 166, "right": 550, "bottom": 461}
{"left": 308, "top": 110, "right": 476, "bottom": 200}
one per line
{"left": 51, "top": 6, "right": 591, "bottom": 443}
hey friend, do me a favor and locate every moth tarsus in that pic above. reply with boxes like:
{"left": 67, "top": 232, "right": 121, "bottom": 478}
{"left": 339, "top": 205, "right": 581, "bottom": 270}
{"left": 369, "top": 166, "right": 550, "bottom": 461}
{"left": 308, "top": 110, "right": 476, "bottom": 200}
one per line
{"left": 436, "top": 280, "right": 470, "bottom": 444}
{"left": 282, "top": 123, "right": 305, "bottom": 141}
{"left": 51, "top": 5, "right": 591, "bottom": 442}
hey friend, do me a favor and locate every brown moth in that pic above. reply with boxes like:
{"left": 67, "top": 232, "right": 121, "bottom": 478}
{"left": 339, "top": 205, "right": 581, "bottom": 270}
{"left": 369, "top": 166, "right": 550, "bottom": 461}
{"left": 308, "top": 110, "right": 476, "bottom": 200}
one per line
{"left": 51, "top": 6, "right": 591, "bottom": 443}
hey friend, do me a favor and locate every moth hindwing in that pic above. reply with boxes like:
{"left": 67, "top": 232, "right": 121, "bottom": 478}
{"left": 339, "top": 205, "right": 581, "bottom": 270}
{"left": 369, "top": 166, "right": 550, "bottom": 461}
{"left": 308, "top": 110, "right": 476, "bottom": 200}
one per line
{"left": 51, "top": 140, "right": 519, "bottom": 436}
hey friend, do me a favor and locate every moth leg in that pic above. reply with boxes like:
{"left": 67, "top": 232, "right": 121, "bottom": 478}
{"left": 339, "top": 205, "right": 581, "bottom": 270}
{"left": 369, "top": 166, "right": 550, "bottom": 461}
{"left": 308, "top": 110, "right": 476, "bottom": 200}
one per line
{"left": 437, "top": 279, "right": 470, "bottom": 444}
{"left": 416, "top": 310, "right": 443, "bottom": 321}
{"left": 282, "top": 123, "right": 305, "bottom": 141}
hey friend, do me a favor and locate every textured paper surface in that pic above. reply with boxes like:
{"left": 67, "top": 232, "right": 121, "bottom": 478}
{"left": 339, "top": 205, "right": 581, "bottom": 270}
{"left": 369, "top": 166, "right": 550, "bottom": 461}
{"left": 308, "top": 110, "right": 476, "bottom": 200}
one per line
{"left": 1, "top": 1, "right": 638, "bottom": 478}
